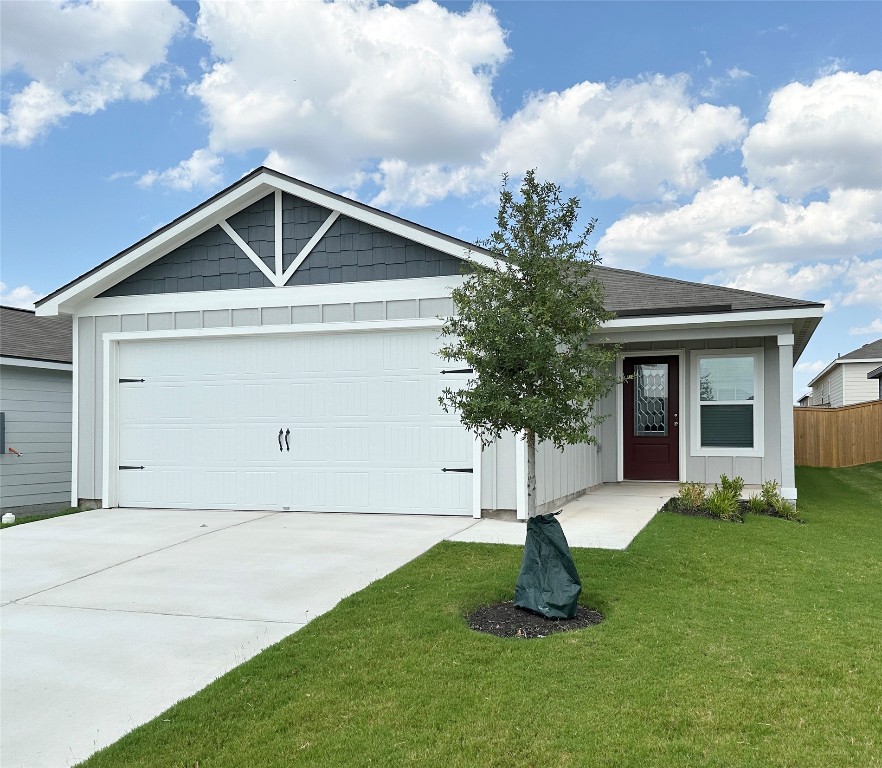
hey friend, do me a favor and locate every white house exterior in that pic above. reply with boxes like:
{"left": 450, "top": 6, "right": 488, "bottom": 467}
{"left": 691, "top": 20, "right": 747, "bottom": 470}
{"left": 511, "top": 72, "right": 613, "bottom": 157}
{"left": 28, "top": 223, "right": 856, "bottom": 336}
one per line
{"left": 36, "top": 168, "right": 823, "bottom": 514}
{"left": 0, "top": 306, "right": 73, "bottom": 515}
{"left": 807, "top": 340, "right": 882, "bottom": 407}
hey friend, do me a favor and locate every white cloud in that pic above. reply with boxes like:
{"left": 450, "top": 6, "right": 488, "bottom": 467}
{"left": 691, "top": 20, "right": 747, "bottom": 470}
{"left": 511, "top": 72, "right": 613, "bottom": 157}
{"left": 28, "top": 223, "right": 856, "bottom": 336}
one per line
{"left": 189, "top": 0, "right": 507, "bottom": 189}
{"left": 706, "top": 261, "right": 848, "bottom": 299}
{"left": 795, "top": 360, "right": 828, "bottom": 375}
{"left": 727, "top": 67, "right": 753, "bottom": 80}
{"left": 0, "top": 0, "right": 188, "bottom": 147}
{"left": 817, "top": 57, "right": 846, "bottom": 77}
{"left": 138, "top": 149, "right": 224, "bottom": 192}
{"left": 481, "top": 75, "right": 746, "bottom": 201}
{"left": 598, "top": 178, "right": 882, "bottom": 270}
{"left": 742, "top": 71, "right": 882, "bottom": 198}
{"left": 154, "top": 2, "right": 744, "bottom": 207}
{"left": 848, "top": 318, "right": 882, "bottom": 335}
{"left": 0, "top": 282, "right": 44, "bottom": 310}
{"left": 840, "top": 258, "right": 882, "bottom": 308}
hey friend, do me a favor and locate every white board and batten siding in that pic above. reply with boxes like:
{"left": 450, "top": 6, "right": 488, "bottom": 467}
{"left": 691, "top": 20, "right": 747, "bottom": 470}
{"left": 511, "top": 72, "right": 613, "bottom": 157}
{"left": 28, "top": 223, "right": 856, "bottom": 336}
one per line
{"left": 0, "top": 365, "right": 72, "bottom": 512}
{"left": 113, "top": 329, "right": 473, "bottom": 515}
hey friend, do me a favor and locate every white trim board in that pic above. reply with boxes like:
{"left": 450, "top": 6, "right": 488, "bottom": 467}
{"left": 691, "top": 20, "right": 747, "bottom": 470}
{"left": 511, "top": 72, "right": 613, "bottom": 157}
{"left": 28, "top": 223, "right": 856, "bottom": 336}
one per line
{"left": 75, "top": 275, "right": 466, "bottom": 317}
{"left": 0, "top": 356, "right": 72, "bottom": 372}
{"left": 103, "top": 317, "right": 445, "bottom": 345}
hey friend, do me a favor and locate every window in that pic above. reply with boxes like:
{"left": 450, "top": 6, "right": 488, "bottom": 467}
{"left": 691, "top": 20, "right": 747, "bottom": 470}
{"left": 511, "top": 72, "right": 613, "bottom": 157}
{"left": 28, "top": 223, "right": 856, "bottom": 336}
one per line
{"left": 691, "top": 351, "right": 763, "bottom": 456}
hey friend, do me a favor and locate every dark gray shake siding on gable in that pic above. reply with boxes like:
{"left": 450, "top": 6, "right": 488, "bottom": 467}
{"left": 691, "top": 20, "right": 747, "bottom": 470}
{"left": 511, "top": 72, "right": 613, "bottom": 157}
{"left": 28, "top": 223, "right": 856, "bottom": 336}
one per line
{"left": 229, "top": 193, "right": 277, "bottom": 272}
{"left": 99, "top": 193, "right": 465, "bottom": 297}
{"left": 289, "top": 215, "right": 464, "bottom": 285}
{"left": 99, "top": 225, "right": 272, "bottom": 297}
{"left": 281, "top": 193, "right": 333, "bottom": 271}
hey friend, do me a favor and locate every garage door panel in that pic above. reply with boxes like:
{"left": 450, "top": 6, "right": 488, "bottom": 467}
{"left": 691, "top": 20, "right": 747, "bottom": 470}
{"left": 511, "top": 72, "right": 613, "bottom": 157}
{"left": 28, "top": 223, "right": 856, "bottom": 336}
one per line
{"left": 116, "top": 330, "right": 473, "bottom": 515}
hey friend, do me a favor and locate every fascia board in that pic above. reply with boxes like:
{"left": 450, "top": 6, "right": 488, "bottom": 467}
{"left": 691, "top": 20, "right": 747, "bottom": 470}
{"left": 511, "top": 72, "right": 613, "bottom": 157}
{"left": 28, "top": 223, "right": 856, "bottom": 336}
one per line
{"left": 0, "top": 356, "right": 73, "bottom": 371}
{"left": 603, "top": 305, "right": 824, "bottom": 333}
{"left": 36, "top": 177, "right": 275, "bottom": 316}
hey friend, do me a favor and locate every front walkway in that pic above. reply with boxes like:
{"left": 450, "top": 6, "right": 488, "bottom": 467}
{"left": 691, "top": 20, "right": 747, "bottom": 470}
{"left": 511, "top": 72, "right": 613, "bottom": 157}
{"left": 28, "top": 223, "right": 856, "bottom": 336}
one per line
{"left": 449, "top": 482, "right": 680, "bottom": 549}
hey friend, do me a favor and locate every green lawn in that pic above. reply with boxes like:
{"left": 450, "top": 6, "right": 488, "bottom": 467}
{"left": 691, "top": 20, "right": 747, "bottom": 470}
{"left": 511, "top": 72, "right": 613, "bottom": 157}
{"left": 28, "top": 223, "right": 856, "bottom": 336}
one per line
{"left": 0, "top": 507, "right": 79, "bottom": 529}
{"left": 81, "top": 464, "right": 882, "bottom": 768}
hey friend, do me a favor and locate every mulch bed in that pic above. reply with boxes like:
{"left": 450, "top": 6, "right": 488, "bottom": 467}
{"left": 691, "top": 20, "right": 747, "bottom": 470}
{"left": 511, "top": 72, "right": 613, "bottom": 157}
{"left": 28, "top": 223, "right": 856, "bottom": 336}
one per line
{"left": 467, "top": 601, "right": 603, "bottom": 639}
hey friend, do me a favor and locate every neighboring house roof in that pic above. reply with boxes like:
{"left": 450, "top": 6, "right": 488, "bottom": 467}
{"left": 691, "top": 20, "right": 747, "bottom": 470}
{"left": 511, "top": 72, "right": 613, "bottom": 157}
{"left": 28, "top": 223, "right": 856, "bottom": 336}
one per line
{"left": 0, "top": 305, "right": 73, "bottom": 364}
{"left": 34, "top": 166, "right": 823, "bottom": 359}
{"left": 839, "top": 338, "right": 882, "bottom": 361}
{"left": 867, "top": 365, "right": 882, "bottom": 380}
{"left": 807, "top": 338, "right": 882, "bottom": 388}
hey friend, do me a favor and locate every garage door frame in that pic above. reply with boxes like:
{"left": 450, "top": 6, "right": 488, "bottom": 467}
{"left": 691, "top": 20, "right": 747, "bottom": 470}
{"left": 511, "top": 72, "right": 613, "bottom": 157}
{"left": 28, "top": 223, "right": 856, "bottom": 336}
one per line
{"left": 101, "top": 318, "right": 481, "bottom": 517}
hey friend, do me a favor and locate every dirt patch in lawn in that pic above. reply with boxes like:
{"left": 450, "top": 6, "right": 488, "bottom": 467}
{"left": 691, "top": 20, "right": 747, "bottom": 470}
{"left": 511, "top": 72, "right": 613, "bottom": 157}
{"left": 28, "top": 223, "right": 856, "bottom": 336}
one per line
{"left": 467, "top": 601, "right": 603, "bottom": 639}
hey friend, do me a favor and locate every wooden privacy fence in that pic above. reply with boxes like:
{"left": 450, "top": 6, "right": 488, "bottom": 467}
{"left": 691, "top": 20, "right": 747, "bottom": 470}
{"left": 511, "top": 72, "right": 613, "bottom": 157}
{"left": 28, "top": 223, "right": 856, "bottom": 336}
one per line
{"left": 794, "top": 401, "right": 882, "bottom": 467}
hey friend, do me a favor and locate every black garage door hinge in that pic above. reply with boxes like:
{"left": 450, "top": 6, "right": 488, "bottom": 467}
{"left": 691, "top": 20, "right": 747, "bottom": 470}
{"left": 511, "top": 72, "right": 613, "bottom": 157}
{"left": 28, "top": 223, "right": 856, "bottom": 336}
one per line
{"left": 119, "top": 378, "right": 145, "bottom": 383}
{"left": 119, "top": 465, "right": 145, "bottom": 470}
{"left": 441, "top": 368, "right": 473, "bottom": 374}
{"left": 442, "top": 467, "right": 473, "bottom": 473}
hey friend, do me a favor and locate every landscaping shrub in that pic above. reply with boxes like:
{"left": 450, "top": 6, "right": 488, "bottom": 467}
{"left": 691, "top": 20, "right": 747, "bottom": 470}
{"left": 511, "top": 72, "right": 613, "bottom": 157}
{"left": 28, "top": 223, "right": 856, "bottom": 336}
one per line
{"left": 678, "top": 482, "right": 706, "bottom": 510}
{"left": 719, "top": 474, "right": 745, "bottom": 498}
{"left": 747, "top": 494, "right": 766, "bottom": 515}
{"left": 705, "top": 485, "right": 741, "bottom": 521}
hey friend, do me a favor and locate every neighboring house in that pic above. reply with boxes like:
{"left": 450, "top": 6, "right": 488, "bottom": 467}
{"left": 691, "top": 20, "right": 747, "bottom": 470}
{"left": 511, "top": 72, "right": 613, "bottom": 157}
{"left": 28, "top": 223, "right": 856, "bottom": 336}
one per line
{"left": 0, "top": 306, "right": 73, "bottom": 515}
{"left": 868, "top": 365, "right": 882, "bottom": 401}
{"left": 797, "top": 394, "right": 811, "bottom": 407}
{"left": 36, "top": 167, "right": 824, "bottom": 514}
{"left": 806, "top": 339, "right": 882, "bottom": 407}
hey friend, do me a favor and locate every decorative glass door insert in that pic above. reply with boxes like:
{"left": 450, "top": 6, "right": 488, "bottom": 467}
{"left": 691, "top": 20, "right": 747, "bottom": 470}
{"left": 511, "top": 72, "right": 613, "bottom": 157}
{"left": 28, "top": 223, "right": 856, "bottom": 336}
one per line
{"left": 634, "top": 363, "right": 668, "bottom": 436}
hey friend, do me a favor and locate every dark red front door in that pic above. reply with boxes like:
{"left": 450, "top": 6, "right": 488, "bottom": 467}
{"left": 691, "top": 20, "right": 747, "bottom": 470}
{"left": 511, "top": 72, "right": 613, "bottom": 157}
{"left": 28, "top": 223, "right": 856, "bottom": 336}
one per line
{"left": 623, "top": 356, "right": 679, "bottom": 481}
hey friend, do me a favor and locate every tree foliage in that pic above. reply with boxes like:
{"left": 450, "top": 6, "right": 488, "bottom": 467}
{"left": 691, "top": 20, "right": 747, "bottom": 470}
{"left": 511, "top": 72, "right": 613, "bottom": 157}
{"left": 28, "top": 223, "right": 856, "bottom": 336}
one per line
{"left": 439, "top": 170, "right": 619, "bottom": 459}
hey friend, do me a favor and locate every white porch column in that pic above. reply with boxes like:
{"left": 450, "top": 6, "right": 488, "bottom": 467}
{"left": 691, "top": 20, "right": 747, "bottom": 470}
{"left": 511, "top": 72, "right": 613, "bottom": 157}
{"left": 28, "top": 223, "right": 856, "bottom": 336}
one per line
{"left": 778, "top": 333, "right": 797, "bottom": 501}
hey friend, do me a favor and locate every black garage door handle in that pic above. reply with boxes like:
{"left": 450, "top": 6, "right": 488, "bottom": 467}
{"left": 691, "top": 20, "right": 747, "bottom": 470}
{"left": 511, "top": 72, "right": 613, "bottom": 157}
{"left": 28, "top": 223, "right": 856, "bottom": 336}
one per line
{"left": 285, "top": 428, "right": 290, "bottom": 451}
{"left": 278, "top": 428, "right": 284, "bottom": 452}
{"left": 442, "top": 467, "right": 473, "bottom": 473}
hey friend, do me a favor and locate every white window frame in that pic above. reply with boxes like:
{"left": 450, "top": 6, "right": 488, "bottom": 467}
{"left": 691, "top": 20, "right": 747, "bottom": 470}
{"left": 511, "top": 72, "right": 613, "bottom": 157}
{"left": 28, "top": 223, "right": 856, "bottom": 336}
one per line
{"left": 690, "top": 349, "right": 764, "bottom": 458}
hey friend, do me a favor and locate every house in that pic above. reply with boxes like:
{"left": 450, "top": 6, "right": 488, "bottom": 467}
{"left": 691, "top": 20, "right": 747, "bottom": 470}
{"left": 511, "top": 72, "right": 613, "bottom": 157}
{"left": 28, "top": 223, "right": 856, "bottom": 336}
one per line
{"left": 35, "top": 167, "right": 824, "bottom": 515}
{"left": 868, "top": 365, "right": 882, "bottom": 401}
{"left": 806, "top": 339, "right": 882, "bottom": 407}
{"left": 0, "top": 306, "right": 73, "bottom": 515}
{"left": 797, "top": 393, "right": 811, "bottom": 407}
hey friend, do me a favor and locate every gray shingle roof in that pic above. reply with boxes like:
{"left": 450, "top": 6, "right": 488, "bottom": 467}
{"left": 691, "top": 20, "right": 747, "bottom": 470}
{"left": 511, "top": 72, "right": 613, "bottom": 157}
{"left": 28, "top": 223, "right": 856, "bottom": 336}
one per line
{"left": 0, "top": 306, "right": 73, "bottom": 364}
{"left": 839, "top": 338, "right": 882, "bottom": 361}
{"left": 592, "top": 265, "right": 822, "bottom": 315}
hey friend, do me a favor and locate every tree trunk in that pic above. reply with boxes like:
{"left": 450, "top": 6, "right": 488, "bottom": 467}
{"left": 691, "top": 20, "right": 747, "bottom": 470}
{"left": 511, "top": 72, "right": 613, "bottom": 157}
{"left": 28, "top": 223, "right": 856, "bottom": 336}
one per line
{"left": 526, "top": 428, "right": 537, "bottom": 519}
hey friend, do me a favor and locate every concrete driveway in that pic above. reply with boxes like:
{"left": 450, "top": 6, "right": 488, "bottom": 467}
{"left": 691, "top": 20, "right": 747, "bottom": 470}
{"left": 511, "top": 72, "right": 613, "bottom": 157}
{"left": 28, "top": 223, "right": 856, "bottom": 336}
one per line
{"left": 0, "top": 508, "right": 474, "bottom": 768}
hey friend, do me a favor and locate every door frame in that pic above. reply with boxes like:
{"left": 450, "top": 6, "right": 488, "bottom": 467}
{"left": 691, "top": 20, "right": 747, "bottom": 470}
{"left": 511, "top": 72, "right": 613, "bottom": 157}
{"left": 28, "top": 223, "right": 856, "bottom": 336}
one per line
{"left": 616, "top": 349, "right": 685, "bottom": 482}
{"left": 101, "top": 318, "right": 482, "bottom": 517}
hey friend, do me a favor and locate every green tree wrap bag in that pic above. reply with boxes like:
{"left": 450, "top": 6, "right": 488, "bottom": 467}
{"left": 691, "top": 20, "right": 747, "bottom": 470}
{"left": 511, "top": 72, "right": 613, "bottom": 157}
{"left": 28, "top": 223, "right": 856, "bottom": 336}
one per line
{"left": 514, "top": 514, "right": 582, "bottom": 619}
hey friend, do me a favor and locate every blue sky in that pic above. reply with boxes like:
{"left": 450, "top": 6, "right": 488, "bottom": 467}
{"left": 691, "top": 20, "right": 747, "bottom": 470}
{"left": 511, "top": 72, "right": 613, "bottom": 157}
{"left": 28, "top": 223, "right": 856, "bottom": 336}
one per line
{"left": 2, "top": 0, "right": 880, "bottom": 401}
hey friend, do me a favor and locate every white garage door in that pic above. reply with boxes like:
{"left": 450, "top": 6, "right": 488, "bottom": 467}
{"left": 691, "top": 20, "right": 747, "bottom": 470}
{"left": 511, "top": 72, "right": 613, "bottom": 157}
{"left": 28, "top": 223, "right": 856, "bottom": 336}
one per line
{"left": 115, "top": 330, "right": 473, "bottom": 515}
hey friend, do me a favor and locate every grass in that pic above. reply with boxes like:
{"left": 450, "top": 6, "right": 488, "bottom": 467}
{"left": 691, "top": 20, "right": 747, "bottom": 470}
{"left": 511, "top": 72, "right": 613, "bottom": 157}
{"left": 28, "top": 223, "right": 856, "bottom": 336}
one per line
{"left": 80, "top": 464, "right": 882, "bottom": 767}
{"left": 0, "top": 507, "right": 80, "bottom": 529}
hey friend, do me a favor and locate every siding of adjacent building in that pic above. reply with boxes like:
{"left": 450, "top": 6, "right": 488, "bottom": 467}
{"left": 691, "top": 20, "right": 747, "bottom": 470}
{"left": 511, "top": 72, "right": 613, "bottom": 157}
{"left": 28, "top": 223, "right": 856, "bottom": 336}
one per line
{"left": 0, "top": 365, "right": 72, "bottom": 513}
{"left": 843, "top": 362, "right": 881, "bottom": 405}
{"left": 811, "top": 363, "right": 880, "bottom": 407}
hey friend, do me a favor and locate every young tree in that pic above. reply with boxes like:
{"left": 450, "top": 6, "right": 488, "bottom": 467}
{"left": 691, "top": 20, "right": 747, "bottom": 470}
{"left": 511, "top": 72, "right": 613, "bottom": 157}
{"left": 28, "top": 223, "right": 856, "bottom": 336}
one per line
{"left": 439, "top": 170, "right": 619, "bottom": 519}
